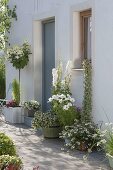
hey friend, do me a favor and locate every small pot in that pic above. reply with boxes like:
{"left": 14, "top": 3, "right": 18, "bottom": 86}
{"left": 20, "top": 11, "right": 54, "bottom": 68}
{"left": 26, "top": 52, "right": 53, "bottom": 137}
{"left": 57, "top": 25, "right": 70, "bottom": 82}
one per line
{"left": 43, "top": 127, "right": 61, "bottom": 138}
{"left": 78, "top": 142, "right": 88, "bottom": 151}
{"left": 5, "top": 164, "right": 19, "bottom": 170}
{"left": 107, "top": 154, "right": 113, "bottom": 168}
{"left": 28, "top": 109, "right": 37, "bottom": 117}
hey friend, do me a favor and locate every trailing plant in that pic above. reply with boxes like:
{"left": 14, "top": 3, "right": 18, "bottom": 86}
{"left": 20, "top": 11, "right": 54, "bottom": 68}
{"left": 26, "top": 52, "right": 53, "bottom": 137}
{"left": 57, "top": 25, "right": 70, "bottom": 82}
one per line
{"left": 0, "top": 132, "right": 16, "bottom": 156}
{"left": 60, "top": 120, "right": 101, "bottom": 151}
{"left": 12, "top": 79, "right": 20, "bottom": 106}
{"left": 32, "top": 111, "right": 60, "bottom": 129}
{"left": 82, "top": 59, "right": 92, "bottom": 122}
{"left": 0, "top": 58, "right": 5, "bottom": 98}
{"left": 0, "top": 155, "right": 22, "bottom": 170}
{"left": 22, "top": 100, "right": 40, "bottom": 110}
{"left": 0, "top": 0, "right": 17, "bottom": 50}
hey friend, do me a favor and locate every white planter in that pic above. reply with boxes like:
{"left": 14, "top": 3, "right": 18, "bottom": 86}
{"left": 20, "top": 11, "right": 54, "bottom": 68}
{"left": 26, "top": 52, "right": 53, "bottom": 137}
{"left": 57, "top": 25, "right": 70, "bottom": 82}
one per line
{"left": 3, "top": 107, "right": 24, "bottom": 123}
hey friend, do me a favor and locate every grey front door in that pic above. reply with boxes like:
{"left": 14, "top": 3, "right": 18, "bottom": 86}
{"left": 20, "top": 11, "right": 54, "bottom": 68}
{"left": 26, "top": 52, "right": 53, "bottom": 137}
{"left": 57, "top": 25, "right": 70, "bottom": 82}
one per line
{"left": 43, "top": 20, "right": 55, "bottom": 111}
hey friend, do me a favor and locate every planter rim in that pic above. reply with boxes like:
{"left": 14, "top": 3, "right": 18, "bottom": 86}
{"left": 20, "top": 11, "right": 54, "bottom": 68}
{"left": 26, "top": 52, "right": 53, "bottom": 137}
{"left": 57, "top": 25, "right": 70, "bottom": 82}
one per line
{"left": 4, "top": 106, "right": 21, "bottom": 108}
{"left": 107, "top": 153, "right": 113, "bottom": 158}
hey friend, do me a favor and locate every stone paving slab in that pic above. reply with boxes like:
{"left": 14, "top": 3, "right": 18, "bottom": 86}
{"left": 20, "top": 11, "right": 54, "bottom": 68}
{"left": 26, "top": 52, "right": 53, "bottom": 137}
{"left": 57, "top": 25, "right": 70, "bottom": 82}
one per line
{"left": 0, "top": 122, "right": 111, "bottom": 170}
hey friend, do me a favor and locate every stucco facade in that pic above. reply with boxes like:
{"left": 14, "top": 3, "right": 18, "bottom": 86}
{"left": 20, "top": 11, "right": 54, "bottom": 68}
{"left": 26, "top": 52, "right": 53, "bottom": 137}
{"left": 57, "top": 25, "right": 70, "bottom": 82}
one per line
{"left": 7, "top": 0, "right": 113, "bottom": 124}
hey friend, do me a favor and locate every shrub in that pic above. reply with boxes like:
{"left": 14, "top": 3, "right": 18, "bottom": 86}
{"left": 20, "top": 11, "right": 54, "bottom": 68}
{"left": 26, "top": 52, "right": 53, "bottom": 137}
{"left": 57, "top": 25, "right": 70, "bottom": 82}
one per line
{"left": 0, "top": 133, "right": 16, "bottom": 156}
{"left": 12, "top": 79, "right": 20, "bottom": 106}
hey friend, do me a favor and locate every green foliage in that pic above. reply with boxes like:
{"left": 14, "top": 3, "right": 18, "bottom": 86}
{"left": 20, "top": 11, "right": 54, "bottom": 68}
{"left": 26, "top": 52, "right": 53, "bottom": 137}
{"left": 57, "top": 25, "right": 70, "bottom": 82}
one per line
{"left": 0, "top": 132, "right": 16, "bottom": 156}
{"left": 0, "top": 155, "right": 22, "bottom": 169}
{"left": 60, "top": 120, "right": 101, "bottom": 151}
{"left": 7, "top": 42, "right": 31, "bottom": 70}
{"left": 0, "top": 58, "right": 5, "bottom": 98}
{"left": 0, "top": 0, "right": 17, "bottom": 49}
{"left": 32, "top": 111, "right": 60, "bottom": 129}
{"left": 82, "top": 59, "right": 92, "bottom": 122}
{"left": 57, "top": 106, "right": 79, "bottom": 127}
{"left": 12, "top": 79, "right": 20, "bottom": 105}
{"left": 106, "top": 136, "right": 113, "bottom": 156}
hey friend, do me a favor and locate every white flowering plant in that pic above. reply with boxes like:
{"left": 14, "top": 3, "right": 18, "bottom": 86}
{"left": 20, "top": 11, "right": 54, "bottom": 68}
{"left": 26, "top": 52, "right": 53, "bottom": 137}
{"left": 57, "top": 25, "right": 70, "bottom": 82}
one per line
{"left": 48, "top": 94, "right": 79, "bottom": 127}
{"left": 32, "top": 111, "right": 60, "bottom": 128}
{"left": 48, "top": 61, "right": 80, "bottom": 127}
{"left": 23, "top": 100, "right": 40, "bottom": 110}
{"left": 60, "top": 120, "right": 101, "bottom": 151}
{"left": 7, "top": 42, "right": 31, "bottom": 69}
{"left": 97, "top": 123, "right": 113, "bottom": 156}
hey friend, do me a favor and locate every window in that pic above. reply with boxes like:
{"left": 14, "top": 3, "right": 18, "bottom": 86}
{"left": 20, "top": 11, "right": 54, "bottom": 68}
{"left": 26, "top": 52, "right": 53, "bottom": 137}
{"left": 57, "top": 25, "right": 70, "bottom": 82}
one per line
{"left": 80, "top": 9, "right": 92, "bottom": 61}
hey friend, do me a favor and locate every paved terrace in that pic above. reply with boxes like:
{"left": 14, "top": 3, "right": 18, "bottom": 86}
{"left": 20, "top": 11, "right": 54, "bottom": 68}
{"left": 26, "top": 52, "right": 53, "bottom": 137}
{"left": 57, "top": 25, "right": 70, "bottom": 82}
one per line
{"left": 0, "top": 121, "right": 111, "bottom": 170}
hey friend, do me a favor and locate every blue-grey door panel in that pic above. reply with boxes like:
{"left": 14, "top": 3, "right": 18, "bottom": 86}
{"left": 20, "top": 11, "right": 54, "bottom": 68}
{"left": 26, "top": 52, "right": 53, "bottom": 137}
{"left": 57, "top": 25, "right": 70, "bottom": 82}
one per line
{"left": 43, "top": 20, "right": 55, "bottom": 111}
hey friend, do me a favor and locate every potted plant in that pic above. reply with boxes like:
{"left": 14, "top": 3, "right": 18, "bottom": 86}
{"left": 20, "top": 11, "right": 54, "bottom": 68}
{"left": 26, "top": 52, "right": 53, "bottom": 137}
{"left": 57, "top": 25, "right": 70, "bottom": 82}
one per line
{"left": 3, "top": 79, "right": 24, "bottom": 123}
{"left": 32, "top": 111, "right": 61, "bottom": 138}
{"left": 22, "top": 100, "right": 40, "bottom": 117}
{"left": 60, "top": 120, "right": 101, "bottom": 151}
{"left": 97, "top": 123, "right": 113, "bottom": 168}
{"left": 0, "top": 155, "right": 22, "bottom": 170}
{"left": 48, "top": 61, "right": 80, "bottom": 128}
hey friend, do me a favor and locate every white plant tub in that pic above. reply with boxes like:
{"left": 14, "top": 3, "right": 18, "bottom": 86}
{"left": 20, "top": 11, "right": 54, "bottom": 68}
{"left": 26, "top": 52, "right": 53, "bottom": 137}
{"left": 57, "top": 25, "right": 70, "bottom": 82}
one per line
{"left": 3, "top": 107, "right": 24, "bottom": 123}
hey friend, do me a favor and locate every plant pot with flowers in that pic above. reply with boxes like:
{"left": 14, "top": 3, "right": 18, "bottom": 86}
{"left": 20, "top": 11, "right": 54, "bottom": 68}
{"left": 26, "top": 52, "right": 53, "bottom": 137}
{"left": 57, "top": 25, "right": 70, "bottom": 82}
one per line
{"left": 32, "top": 111, "right": 61, "bottom": 138}
{"left": 3, "top": 79, "right": 23, "bottom": 123}
{"left": 97, "top": 123, "right": 113, "bottom": 168}
{"left": 0, "top": 155, "right": 22, "bottom": 170}
{"left": 60, "top": 120, "right": 101, "bottom": 151}
{"left": 22, "top": 100, "right": 40, "bottom": 117}
{"left": 48, "top": 61, "right": 80, "bottom": 129}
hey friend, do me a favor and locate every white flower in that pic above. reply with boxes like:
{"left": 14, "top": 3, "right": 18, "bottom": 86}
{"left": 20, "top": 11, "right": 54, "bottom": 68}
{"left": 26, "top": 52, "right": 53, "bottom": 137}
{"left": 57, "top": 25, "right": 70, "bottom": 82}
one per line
{"left": 65, "top": 60, "right": 72, "bottom": 76}
{"left": 52, "top": 68, "right": 58, "bottom": 87}
{"left": 67, "top": 103, "right": 72, "bottom": 107}
{"left": 63, "top": 105, "right": 69, "bottom": 110}
{"left": 48, "top": 97, "right": 53, "bottom": 103}
{"left": 59, "top": 99, "right": 63, "bottom": 103}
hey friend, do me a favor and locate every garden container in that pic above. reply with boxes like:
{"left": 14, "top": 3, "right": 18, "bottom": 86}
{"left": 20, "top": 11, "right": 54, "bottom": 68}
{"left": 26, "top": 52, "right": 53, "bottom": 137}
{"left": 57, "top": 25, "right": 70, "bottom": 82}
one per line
{"left": 107, "top": 154, "right": 113, "bottom": 168}
{"left": 43, "top": 127, "right": 61, "bottom": 138}
{"left": 3, "top": 107, "right": 24, "bottom": 124}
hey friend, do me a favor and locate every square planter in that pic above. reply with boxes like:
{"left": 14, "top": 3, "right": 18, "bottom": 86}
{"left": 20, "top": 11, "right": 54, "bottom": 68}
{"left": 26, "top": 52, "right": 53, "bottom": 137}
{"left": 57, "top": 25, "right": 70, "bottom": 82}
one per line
{"left": 3, "top": 107, "right": 24, "bottom": 124}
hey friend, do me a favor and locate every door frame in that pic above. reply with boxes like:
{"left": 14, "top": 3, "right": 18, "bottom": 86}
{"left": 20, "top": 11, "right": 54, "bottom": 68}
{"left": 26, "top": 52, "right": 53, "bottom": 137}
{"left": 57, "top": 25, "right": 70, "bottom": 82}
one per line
{"left": 42, "top": 18, "right": 55, "bottom": 111}
{"left": 33, "top": 15, "right": 56, "bottom": 108}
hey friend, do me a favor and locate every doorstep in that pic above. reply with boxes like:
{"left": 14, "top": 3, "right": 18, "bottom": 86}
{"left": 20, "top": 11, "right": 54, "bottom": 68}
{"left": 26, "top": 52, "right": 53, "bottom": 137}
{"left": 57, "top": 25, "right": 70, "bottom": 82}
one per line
{"left": 24, "top": 116, "right": 33, "bottom": 127}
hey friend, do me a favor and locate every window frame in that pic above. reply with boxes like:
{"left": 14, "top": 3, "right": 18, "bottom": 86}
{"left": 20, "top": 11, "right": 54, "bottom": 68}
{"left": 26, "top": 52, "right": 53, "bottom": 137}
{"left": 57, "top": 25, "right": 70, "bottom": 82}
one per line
{"left": 80, "top": 9, "right": 92, "bottom": 61}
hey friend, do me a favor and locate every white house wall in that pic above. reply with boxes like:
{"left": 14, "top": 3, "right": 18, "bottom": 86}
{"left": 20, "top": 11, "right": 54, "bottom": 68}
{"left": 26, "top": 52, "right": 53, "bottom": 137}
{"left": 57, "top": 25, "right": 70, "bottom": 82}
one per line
{"left": 7, "top": 0, "right": 113, "bottom": 124}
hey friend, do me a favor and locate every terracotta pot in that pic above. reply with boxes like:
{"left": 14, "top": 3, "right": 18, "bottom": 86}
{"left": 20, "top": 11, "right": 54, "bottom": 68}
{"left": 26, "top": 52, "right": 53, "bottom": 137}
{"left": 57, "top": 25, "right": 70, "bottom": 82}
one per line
{"left": 5, "top": 164, "right": 19, "bottom": 170}
{"left": 79, "top": 142, "right": 88, "bottom": 151}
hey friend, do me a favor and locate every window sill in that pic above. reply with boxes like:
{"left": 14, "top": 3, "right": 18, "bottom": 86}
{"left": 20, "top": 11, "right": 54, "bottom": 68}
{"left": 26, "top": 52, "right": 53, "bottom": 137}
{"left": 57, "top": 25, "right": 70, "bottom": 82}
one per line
{"left": 72, "top": 68, "right": 84, "bottom": 71}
